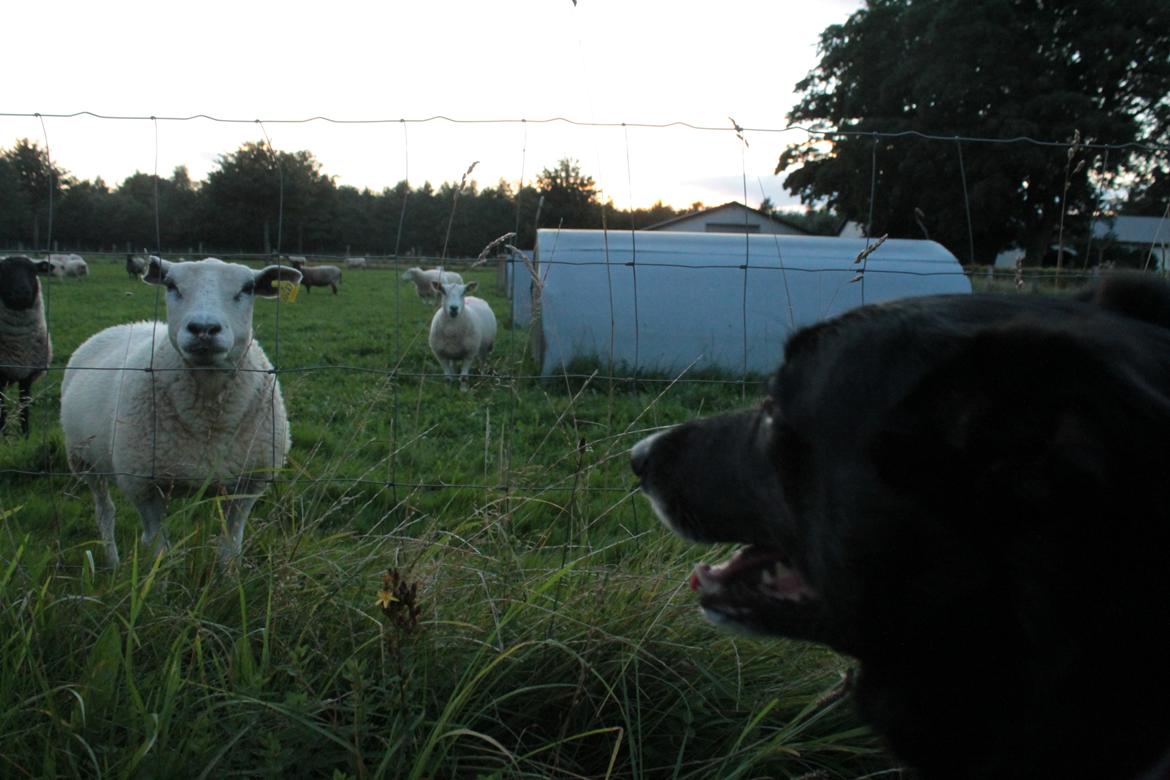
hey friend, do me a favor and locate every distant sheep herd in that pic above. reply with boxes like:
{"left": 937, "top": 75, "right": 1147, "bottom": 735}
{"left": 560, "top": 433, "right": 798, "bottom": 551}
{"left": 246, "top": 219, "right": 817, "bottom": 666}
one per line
{"left": 1, "top": 252, "right": 494, "bottom": 565}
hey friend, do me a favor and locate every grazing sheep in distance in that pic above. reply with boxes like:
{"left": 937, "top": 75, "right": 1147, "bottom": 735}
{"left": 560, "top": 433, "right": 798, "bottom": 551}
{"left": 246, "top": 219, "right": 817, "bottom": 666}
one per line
{"left": 49, "top": 253, "right": 89, "bottom": 278}
{"left": 60, "top": 257, "right": 302, "bottom": 566}
{"left": 346, "top": 256, "right": 368, "bottom": 269}
{"left": 403, "top": 267, "right": 464, "bottom": 301}
{"left": 429, "top": 280, "right": 497, "bottom": 386}
{"left": 0, "top": 256, "right": 53, "bottom": 436}
{"left": 288, "top": 257, "right": 342, "bottom": 294}
{"left": 126, "top": 253, "right": 147, "bottom": 278}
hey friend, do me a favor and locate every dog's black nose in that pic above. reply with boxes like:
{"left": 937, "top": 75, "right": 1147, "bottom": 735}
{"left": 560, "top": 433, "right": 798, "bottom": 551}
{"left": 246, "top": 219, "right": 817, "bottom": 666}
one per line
{"left": 630, "top": 432, "right": 664, "bottom": 478}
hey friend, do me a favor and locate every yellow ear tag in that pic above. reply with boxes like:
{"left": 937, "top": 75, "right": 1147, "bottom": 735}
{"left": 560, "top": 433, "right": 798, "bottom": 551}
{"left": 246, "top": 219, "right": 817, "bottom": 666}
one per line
{"left": 277, "top": 280, "right": 299, "bottom": 303}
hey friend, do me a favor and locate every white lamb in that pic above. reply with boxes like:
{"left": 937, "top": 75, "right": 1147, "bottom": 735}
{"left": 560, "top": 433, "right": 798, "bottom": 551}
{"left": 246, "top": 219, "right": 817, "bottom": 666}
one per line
{"left": 346, "top": 256, "right": 368, "bottom": 269}
{"left": 60, "top": 257, "right": 302, "bottom": 566}
{"left": 402, "top": 267, "right": 464, "bottom": 301}
{"left": 48, "top": 253, "right": 89, "bottom": 278}
{"left": 428, "top": 281, "right": 497, "bottom": 385}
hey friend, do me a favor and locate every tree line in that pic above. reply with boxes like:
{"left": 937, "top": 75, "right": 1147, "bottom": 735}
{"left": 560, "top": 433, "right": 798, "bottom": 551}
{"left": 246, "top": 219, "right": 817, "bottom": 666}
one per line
{"left": 6, "top": 0, "right": 1169, "bottom": 268}
{"left": 0, "top": 141, "right": 781, "bottom": 260}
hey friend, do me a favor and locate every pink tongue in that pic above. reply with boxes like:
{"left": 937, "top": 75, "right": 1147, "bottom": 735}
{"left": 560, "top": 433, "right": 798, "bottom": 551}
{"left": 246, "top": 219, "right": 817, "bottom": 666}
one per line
{"left": 688, "top": 547, "right": 784, "bottom": 591}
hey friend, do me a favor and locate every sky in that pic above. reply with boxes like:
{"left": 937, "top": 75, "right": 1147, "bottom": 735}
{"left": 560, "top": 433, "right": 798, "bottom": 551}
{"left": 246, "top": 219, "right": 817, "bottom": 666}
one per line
{"left": 3, "top": 0, "right": 864, "bottom": 211}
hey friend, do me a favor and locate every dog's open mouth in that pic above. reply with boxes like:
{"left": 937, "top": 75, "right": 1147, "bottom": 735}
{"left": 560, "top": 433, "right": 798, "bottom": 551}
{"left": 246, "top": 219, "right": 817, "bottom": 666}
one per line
{"left": 692, "top": 545, "right": 816, "bottom": 600}
{"left": 689, "top": 545, "right": 829, "bottom": 640}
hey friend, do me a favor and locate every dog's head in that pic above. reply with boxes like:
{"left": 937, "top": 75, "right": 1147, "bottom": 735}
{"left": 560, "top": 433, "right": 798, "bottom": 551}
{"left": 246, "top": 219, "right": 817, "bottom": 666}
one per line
{"left": 633, "top": 278, "right": 1170, "bottom": 777}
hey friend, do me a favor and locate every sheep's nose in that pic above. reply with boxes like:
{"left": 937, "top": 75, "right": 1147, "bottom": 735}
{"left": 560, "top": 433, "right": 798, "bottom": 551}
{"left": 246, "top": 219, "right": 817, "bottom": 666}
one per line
{"left": 186, "top": 320, "right": 222, "bottom": 339}
{"left": 448, "top": 306, "right": 459, "bottom": 317}
{"left": 630, "top": 432, "right": 664, "bottom": 478}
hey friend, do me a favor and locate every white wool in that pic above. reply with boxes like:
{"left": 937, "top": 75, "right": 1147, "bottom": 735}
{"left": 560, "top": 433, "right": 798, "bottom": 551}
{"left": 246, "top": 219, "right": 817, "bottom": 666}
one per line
{"left": 49, "top": 253, "right": 88, "bottom": 278}
{"left": 402, "top": 267, "right": 464, "bottom": 300}
{"left": 428, "top": 281, "right": 497, "bottom": 383}
{"left": 60, "top": 257, "right": 300, "bottom": 565}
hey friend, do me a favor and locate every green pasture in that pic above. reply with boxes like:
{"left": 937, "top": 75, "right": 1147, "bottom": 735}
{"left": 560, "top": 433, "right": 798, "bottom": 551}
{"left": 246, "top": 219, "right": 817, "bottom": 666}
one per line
{"left": 0, "top": 259, "right": 893, "bottom": 778}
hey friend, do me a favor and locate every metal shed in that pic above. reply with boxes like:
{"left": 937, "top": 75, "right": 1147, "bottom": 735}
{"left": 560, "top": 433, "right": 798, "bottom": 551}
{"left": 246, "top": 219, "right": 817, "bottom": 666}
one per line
{"left": 529, "top": 229, "right": 971, "bottom": 377}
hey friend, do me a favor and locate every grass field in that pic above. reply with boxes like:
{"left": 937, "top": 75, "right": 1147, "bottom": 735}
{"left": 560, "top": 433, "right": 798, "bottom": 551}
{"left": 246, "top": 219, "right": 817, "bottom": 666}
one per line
{"left": 0, "top": 259, "right": 894, "bottom": 778}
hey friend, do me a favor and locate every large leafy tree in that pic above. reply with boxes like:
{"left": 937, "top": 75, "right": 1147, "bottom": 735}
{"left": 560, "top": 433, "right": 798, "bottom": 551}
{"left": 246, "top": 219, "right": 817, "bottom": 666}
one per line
{"left": 536, "top": 158, "right": 601, "bottom": 229}
{"left": 778, "top": 0, "right": 1170, "bottom": 265}
{"left": 200, "top": 142, "right": 336, "bottom": 254}
{"left": 0, "top": 139, "right": 74, "bottom": 249}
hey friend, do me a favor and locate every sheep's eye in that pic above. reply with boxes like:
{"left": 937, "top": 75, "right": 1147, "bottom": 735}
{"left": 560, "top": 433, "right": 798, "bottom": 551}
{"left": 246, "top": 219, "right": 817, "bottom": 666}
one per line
{"left": 236, "top": 280, "right": 255, "bottom": 300}
{"left": 164, "top": 278, "right": 181, "bottom": 297}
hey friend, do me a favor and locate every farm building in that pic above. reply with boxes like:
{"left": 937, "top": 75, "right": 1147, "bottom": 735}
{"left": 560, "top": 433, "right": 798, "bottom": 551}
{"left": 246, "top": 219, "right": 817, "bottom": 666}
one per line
{"left": 645, "top": 201, "right": 810, "bottom": 235}
{"left": 530, "top": 229, "right": 970, "bottom": 377}
{"left": 993, "top": 214, "right": 1170, "bottom": 269}
{"left": 1091, "top": 215, "right": 1170, "bottom": 270}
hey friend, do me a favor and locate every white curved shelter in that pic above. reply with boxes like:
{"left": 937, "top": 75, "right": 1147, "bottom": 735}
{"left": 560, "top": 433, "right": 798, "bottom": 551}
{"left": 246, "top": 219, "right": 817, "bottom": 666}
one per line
{"left": 532, "top": 229, "right": 971, "bottom": 377}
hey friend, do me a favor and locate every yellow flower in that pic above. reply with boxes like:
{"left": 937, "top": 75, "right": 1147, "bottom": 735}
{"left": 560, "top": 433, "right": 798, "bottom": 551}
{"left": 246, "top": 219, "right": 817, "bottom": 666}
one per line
{"left": 375, "top": 589, "right": 399, "bottom": 609}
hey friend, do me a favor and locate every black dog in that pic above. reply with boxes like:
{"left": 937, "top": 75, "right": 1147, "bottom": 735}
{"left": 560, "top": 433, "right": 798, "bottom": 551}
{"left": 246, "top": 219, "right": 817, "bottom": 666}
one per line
{"left": 632, "top": 274, "right": 1170, "bottom": 779}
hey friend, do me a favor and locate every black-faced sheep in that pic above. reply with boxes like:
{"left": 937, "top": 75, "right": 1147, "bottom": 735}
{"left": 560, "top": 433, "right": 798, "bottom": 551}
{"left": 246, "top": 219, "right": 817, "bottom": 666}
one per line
{"left": 403, "top": 267, "right": 464, "bottom": 301}
{"left": 126, "top": 253, "right": 147, "bottom": 278}
{"left": 428, "top": 280, "right": 497, "bottom": 385}
{"left": 60, "top": 257, "right": 302, "bottom": 566}
{"left": 0, "top": 256, "right": 53, "bottom": 436}
{"left": 288, "top": 258, "right": 342, "bottom": 294}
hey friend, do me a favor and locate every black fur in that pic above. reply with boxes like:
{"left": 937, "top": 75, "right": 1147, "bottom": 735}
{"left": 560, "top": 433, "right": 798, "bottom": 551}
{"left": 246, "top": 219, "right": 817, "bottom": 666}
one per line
{"left": 0, "top": 256, "right": 52, "bottom": 436}
{"left": 632, "top": 276, "right": 1170, "bottom": 779}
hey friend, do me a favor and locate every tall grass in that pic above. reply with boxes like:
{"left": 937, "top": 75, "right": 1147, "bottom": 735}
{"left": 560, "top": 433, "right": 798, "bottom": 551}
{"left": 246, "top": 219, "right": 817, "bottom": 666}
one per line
{"left": 0, "top": 260, "right": 894, "bottom": 778}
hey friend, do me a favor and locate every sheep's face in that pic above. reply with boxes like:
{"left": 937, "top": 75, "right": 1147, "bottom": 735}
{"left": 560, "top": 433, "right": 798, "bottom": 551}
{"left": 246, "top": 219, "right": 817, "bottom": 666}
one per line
{"left": 145, "top": 258, "right": 302, "bottom": 368}
{"left": 0, "top": 256, "right": 52, "bottom": 310}
{"left": 433, "top": 281, "right": 478, "bottom": 319}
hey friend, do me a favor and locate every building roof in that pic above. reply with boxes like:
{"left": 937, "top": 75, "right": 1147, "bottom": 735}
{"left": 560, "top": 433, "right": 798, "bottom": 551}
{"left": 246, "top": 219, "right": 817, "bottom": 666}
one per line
{"left": 644, "top": 201, "right": 811, "bottom": 234}
{"left": 1092, "top": 215, "right": 1170, "bottom": 246}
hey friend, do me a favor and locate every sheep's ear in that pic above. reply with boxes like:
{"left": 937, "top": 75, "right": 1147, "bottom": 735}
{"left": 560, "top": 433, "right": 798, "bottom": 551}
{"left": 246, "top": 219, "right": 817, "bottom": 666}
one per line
{"left": 253, "top": 265, "right": 302, "bottom": 297}
{"left": 143, "top": 257, "right": 171, "bottom": 285}
{"left": 34, "top": 260, "right": 53, "bottom": 275}
{"left": 431, "top": 280, "right": 444, "bottom": 293}
{"left": 464, "top": 281, "right": 478, "bottom": 294}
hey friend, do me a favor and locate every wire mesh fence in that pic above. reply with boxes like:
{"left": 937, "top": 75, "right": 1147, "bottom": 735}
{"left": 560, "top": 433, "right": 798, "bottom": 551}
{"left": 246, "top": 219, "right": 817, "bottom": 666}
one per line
{"left": 1, "top": 113, "right": 1168, "bottom": 535}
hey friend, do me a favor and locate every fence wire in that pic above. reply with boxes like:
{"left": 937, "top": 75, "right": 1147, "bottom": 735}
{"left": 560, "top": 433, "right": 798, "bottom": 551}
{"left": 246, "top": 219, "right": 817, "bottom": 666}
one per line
{"left": 1, "top": 112, "right": 1168, "bottom": 507}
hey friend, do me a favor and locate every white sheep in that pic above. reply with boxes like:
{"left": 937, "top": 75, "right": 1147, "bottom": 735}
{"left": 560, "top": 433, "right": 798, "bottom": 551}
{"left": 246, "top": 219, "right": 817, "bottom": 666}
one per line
{"left": 288, "top": 258, "right": 342, "bottom": 294}
{"left": 49, "top": 253, "right": 89, "bottom": 278}
{"left": 346, "top": 256, "right": 368, "bottom": 269}
{"left": 402, "top": 267, "right": 464, "bottom": 301}
{"left": 0, "top": 256, "right": 53, "bottom": 436}
{"left": 428, "top": 280, "right": 497, "bottom": 385}
{"left": 60, "top": 257, "right": 302, "bottom": 566}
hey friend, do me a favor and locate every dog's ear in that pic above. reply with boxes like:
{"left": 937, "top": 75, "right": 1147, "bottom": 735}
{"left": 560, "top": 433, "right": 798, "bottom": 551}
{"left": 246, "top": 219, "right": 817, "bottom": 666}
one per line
{"left": 870, "top": 318, "right": 1170, "bottom": 528}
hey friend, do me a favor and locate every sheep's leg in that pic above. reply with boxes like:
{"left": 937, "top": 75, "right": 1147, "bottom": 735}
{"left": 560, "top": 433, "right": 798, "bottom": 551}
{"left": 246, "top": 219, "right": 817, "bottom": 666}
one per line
{"left": 459, "top": 358, "right": 475, "bottom": 390}
{"left": 85, "top": 475, "right": 120, "bottom": 567}
{"left": 18, "top": 376, "right": 32, "bottom": 437}
{"left": 132, "top": 488, "right": 170, "bottom": 560}
{"left": 438, "top": 359, "right": 456, "bottom": 383}
{"left": 218, "top": 482, "right": 261, "bottom": 564}
{"left": 330, "top": 283, "right": 337, "bottom": 295}
{"left": 118, "top": 475, "right": 169, "bottom": 560}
